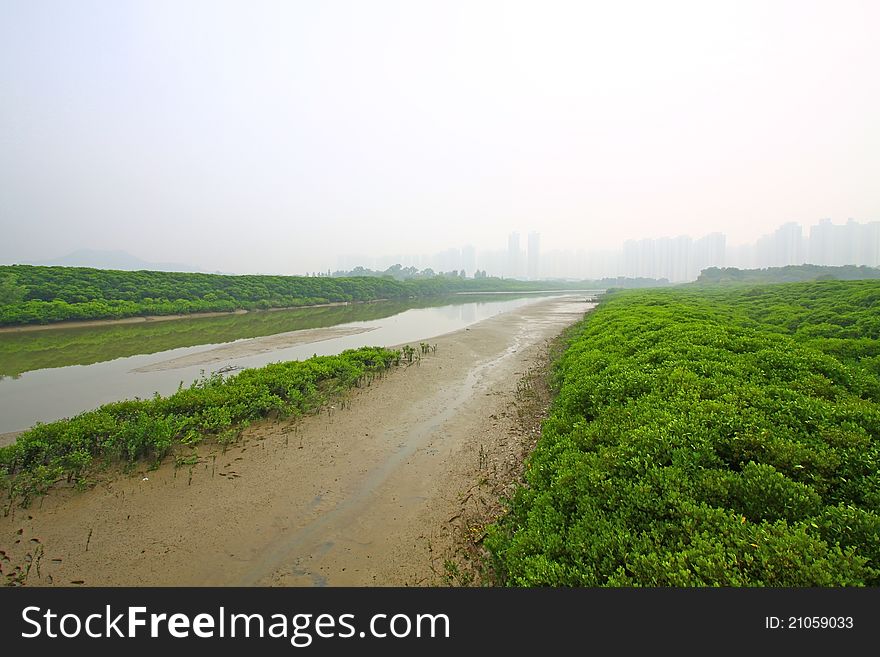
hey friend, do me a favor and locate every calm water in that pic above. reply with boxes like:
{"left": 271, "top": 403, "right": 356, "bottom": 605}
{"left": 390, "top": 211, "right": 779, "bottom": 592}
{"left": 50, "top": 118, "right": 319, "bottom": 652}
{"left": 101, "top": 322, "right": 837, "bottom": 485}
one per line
{"left": 0, "top": 293, "right": 584, "bottom": 434}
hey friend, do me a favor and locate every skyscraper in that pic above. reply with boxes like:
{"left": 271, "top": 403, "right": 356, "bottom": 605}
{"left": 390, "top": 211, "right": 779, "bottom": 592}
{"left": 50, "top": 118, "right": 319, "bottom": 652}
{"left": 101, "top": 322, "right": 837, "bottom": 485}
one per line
{"left": 809, "top": 219, "right": 835, "bottom": 265}
{"left": 861, "top": 222, "right": 880, "bottom": 267}
{"left": 775, "top": 222, "right": 805, "bottom": 266}
{"left": 693, "top": 232, "right": 726, "bottom": 277}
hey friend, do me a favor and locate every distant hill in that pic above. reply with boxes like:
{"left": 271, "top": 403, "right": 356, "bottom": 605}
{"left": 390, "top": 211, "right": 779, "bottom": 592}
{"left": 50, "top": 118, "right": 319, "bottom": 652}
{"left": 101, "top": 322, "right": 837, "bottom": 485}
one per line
{"left": 27, "top": 249, "right": 203, "bottom": 273}
{"left": 696, "top": 264, "right": 880, "bottom": 284}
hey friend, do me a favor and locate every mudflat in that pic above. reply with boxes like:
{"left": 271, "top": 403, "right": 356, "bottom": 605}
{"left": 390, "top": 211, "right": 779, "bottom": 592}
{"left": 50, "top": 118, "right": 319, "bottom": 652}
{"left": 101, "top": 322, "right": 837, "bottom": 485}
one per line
{"left": 1, "top": 296, "right": 592, "bottom": 586}
{"left": 132, "top": 325, "right": 377, "bottom": 372}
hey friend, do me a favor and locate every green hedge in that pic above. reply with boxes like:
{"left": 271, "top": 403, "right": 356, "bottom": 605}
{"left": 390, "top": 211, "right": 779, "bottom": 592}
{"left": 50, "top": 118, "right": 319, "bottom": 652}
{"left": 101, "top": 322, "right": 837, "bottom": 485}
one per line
{"left": 0, "top": 265, "right": 590, "bottom": 326}
{"left": 0, "top": 346, "right": 397, "bottom": 505}
{"left": 487, "top": 282, "right": 880, "bottom": 586}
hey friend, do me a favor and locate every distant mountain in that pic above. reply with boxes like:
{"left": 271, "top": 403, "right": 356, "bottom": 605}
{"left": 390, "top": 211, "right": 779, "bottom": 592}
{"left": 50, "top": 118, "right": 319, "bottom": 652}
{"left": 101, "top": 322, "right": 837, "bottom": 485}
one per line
{"left": 28, "top": 249, "right": 204, "bottom": 273}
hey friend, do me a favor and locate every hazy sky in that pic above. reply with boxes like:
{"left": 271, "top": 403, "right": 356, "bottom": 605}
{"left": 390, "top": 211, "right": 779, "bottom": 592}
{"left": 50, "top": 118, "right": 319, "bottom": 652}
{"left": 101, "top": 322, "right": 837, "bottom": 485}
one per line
{"left": 1, "top": 0, "right": 878, "bottom": 274}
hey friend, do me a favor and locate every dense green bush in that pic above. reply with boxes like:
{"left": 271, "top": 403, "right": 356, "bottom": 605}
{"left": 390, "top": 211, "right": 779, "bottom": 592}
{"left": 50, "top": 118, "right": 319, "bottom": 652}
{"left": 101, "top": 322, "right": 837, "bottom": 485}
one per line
{"left": 0, "top": 265, "right": 593, "bottom": 326}
{"left": 0, "top": 347, "right": 396, "bottom": 505}
{"left": 487, "top": 281, "right": 880, "bottom": 586}
{"left": 697, "top": 264, "right": 880, "bottom": 285}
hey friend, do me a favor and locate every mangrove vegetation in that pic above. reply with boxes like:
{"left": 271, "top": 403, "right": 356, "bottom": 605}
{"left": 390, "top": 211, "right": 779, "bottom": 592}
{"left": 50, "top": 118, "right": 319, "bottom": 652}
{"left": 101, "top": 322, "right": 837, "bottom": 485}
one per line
{"left": 0, "top": 346, "right": 402, "bottom": 507}
{"left": 487, "top": 280, "right": 880, "bottom": 586}
{"left": 0, "top": 265, "right": 601, "bottom": 327}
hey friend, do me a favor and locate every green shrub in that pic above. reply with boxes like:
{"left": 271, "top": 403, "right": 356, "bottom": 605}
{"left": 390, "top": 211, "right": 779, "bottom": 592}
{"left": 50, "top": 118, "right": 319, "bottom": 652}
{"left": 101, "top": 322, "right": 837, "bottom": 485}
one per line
{"left": 487, "top": 281, "right": 880, "bottom": 586}
{"left": 0, "top": 347, "right": 398, "bottom": 505}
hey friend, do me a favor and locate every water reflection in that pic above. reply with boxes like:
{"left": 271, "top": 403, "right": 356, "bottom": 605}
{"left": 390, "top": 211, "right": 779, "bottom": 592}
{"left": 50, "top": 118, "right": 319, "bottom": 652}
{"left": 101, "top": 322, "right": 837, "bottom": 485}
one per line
{"left": 0, "top": 294, "right": 570, "bottom": 433}
{"left": 0, "top": 294, "right": 546, "bottom": 377}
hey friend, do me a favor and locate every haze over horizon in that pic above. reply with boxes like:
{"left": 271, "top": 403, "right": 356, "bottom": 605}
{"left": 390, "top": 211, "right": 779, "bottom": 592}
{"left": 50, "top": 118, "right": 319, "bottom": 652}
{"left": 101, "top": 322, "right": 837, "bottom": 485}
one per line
{"left": 2, "top": 1, "right": 878, "bottom": 275}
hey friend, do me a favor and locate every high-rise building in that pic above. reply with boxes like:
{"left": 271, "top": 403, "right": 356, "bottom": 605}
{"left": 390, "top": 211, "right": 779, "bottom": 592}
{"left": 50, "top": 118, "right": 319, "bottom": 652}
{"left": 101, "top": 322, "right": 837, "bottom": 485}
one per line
{"left": 809, "top": 219, "right": 836, "bottom": 265}
{"left": 527, "top": 232, "right": 540, "bottom": 280}
{"left": 806, "top": 218, "right": 878, "bottom": 266}
{"left": 776, "top": 222, "right": 805, "bottom": 265}
{"left": 861, "top": 222, "right": 880, "bottom": 267}
{"left": 339, "top": 218, "right": 878, "bottom": 283}
{"left": 843, "top": 219, "right": 861, "bottom": 266}
{"left": 693, "top": 232, "right": 725, "bottom": 277}
{"left": 670, "top": 235, "right": 693, "bottom": 282}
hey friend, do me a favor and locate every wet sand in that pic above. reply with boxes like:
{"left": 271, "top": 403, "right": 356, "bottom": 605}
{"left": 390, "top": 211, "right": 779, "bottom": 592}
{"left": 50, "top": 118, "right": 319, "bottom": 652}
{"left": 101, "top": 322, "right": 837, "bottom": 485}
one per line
{"left": 0, "top": 431, "right": 22, "bottom": 449}
{"left": 0, "top": 296, "right": 592, "bottom": 586}
{"left": 133, "top": 325, "right": 377, "bottom": 372}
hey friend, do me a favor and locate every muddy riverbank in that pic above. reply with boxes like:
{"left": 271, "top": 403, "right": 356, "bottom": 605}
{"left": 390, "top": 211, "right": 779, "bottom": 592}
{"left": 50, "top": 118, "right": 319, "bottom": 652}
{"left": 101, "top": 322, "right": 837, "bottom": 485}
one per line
{"left": 1, "top": 296, "right": 593, "bottom": 586}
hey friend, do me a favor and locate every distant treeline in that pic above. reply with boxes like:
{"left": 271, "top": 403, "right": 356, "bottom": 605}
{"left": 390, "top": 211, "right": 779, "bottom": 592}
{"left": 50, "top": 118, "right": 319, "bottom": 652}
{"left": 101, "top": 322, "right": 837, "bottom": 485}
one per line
{"left": 331, "top": 264, "right": 473, "bottom": 279}
{"left": 0, "top": 265, "right": 627, "bottom": 327}
{"left": 697, "top": 264, "right": 880, "bottom": 285}
{"left": 332, "top": 263, "right": 670, "bottom": 289}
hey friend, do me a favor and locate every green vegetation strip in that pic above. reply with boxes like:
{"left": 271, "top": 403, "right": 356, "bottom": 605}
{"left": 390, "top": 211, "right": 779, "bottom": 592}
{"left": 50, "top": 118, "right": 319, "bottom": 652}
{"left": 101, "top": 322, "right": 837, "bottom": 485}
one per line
{"left": 697, "top": 264, "right": 880, "bottom": 285}
{"left": 487, "top": 281, "right": 880, "bottom": 586}
{"left": 0, "top": 347, "right": 397, "bottom": 507}
{"left": 0, "top": 294, "right": 499, "bottom": 377}
{"left": 0, "top": 265, "right": 589, "bottom": 327}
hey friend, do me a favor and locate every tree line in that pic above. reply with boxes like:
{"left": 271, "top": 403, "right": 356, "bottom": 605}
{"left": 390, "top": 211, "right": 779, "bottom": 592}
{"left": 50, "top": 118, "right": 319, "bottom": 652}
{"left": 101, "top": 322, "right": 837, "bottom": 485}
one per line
{"left": 0, "top": 265, "right": 596, "bottom": 326}
{"left": 697, "top": 264, "right": 880, "bottom": 285}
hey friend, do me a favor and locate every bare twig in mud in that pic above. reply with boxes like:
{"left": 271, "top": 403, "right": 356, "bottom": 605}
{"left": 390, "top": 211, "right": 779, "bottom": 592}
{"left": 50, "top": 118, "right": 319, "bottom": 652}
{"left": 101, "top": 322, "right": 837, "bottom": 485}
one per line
{"left": 85, "top": 528, "right": 93, "bottom": 552}
{"left": 437, "top": 338, "right": 559, "bottom": 587}
{"left": 31, "top": 544, "right": 43, "bottom": 580}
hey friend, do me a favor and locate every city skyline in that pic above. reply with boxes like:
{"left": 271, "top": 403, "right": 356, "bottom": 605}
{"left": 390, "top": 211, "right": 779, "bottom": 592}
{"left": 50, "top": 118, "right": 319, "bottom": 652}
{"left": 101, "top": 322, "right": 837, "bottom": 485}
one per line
{"left": 3, "top": 2, "right": 879, "bottom": 276}
{"left": 336, "top": 217, "right": 880, "bottom": 282}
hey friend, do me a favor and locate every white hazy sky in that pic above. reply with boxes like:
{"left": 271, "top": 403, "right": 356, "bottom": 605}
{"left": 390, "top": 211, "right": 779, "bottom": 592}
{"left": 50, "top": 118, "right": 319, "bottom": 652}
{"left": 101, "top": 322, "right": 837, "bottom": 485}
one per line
{"left": 1, "top": 0, "right": 878, "bottom": 274}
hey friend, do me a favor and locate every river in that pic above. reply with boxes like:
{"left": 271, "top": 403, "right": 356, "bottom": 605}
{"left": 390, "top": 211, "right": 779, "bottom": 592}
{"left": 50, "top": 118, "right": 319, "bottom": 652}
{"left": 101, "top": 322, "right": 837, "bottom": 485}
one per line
{"left": 0, "top": 292, "right": 594, "bottom": 436}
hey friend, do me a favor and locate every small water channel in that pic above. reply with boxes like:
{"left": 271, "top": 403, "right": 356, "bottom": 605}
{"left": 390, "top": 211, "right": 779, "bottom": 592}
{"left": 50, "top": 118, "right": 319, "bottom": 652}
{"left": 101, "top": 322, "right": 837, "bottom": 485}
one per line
{"left": 0, "top": 293, "right": 584, "bottom": 435}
